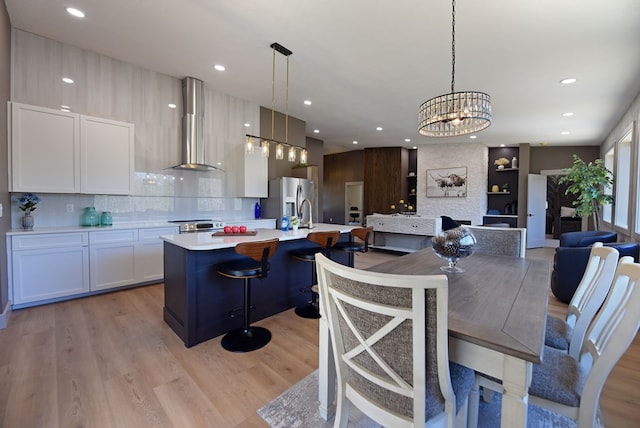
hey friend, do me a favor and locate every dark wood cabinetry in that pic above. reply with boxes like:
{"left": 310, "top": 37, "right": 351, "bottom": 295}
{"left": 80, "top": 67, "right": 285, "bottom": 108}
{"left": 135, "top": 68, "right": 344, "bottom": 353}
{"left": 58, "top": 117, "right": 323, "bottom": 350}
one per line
{"left": 363, "top": 147, "right": 408, "bottom": 216}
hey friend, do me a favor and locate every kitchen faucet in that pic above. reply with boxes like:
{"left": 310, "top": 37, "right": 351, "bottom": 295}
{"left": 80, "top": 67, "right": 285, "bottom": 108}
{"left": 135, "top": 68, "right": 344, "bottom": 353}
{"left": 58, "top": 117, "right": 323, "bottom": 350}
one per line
{"left": 299, "top": 198, "right": 314, "bottom": 229}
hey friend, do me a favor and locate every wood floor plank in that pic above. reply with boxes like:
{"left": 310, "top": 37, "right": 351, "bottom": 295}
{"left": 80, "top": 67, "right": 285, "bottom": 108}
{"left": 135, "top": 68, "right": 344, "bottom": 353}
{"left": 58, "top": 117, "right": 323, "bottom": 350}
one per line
{"left": 0, "top": 247, "right": 637, "bottom": 427}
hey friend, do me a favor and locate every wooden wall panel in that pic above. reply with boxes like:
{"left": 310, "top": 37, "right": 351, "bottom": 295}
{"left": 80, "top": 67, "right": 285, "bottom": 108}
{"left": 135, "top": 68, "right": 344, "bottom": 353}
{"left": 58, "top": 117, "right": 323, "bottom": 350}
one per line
{"left": 363, "top": 147, "right": 408, "bottom": 216}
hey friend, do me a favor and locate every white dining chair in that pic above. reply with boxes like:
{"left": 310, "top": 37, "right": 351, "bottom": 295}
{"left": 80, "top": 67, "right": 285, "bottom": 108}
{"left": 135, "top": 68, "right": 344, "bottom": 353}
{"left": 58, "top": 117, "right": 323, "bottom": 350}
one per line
{"left": 464, "top": 225, "right": 527, "bottom": 258}
{"left": 315, "top": 253, "right": 474, "bottom": 428}
{"left": 545, "top": 243, "right": 620, "bottom": 358}
{"left": 468, "top": 257, "right": 640, "bottom": 428}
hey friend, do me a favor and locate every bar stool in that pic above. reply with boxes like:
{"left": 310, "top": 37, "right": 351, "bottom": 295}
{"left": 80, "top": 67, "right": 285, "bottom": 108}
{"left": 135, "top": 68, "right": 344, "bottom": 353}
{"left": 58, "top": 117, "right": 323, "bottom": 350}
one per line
{"left": 333, "top": 226, "right": 373, "bottom": 267}
{"left": 290, "top": 230, "right": 340, "bottom": 319}
{"left": 217, "top": 238, "right": 279, "bottom": 352}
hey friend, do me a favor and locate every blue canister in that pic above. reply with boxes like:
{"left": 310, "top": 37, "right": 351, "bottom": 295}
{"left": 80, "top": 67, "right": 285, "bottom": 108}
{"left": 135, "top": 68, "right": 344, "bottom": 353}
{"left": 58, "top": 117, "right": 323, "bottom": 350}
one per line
{"left": 100, "top": 211, "right": 113, "bottom": 226}
{"left": 82, "top": 207, "right": 99, "bottom": 226}
{"left": 254, "top": 202, "right": 261, "bottom": 219}
{"left": 281, "top": 216, "right": 289, "bottom": 231}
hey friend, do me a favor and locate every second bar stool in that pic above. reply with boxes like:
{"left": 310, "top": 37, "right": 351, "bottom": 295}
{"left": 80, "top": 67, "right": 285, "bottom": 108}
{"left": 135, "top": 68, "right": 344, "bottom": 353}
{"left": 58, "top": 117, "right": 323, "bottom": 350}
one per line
{"left": 290, "top": 230, "right": 340, "bottom": 319}
{"left": 333, "top": 226, "right": 373, "bottom": 267}
{"left": 217, "top": 238, "right": 279, "bottom": 352}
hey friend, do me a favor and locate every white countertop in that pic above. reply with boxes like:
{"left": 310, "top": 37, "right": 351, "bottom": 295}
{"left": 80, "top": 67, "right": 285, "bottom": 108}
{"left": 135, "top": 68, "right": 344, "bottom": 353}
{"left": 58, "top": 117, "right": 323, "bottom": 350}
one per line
{"left": 6, "top": 221, "right": 177, "bottom": 236}
{"left": 160, "top": 223, "right": 356, "bottom": 251}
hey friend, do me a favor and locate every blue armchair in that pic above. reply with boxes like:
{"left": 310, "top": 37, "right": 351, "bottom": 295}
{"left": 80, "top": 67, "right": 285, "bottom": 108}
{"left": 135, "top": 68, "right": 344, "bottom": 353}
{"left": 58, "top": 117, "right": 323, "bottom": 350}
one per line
{"left": 551, "top": 240, "right": 639, "bottom": 303}
{"left": 559, "top": 230, "right": 617, "bottom": 247}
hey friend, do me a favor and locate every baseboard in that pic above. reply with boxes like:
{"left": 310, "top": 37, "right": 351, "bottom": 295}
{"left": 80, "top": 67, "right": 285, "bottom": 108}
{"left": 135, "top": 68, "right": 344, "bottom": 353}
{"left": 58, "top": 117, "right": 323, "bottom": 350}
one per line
{"left": 0, "top": 300, "right": 11, "bottom": 329}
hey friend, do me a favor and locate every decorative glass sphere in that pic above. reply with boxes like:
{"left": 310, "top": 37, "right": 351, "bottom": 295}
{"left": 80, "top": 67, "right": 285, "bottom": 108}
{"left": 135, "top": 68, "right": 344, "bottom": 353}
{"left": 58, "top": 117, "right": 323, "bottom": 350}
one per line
{"left": 431, "top": 226, "right": 477, "bottom": 273}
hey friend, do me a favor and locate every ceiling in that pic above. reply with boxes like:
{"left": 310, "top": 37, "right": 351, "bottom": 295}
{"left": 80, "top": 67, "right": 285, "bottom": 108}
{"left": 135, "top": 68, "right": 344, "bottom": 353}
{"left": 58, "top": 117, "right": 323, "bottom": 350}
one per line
{"left": 5, "top": 0, "right": 640, "bottom": 154}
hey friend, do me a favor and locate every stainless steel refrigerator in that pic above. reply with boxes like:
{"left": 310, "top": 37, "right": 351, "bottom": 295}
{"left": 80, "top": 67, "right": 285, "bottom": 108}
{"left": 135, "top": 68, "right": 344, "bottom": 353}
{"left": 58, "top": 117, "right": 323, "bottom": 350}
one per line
{"left": 262, "top": 177, "right": 315, "bottom": 229}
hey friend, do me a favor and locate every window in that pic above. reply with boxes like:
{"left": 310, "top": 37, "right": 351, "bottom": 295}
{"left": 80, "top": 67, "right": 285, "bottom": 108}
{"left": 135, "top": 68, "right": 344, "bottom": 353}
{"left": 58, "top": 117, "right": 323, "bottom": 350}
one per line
{"left": 614, "top": 130, "right": 632, "bottom": 230}
{"left": 603, "top": 148, "right": 614, "bottom": 224}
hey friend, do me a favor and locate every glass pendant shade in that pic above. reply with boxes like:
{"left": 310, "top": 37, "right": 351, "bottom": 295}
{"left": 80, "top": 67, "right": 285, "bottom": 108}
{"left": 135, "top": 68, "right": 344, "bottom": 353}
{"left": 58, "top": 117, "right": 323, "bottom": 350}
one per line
{"left": 260, "top": 140, "right": 270, "bottom": 157}
{"left": 288, "top": 146, "right": 296, "bottom": 162}
{"left": 418, "top": 91, "right": 491, "bottom": 137}
{"left": 245, "top": 137, "right": 254, "bottom": 154}
{"left": 300, "top": 148, "right": 308, "bottom": 164}
{"left": 275, "top": 143, "right": 284, "bottom": 160}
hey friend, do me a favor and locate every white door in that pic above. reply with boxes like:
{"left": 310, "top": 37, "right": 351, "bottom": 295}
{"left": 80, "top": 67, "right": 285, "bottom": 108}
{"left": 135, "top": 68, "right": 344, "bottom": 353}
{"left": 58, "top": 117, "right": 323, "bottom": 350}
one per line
{"left": 527, "top": 174, "right": 547, "bottom": 248}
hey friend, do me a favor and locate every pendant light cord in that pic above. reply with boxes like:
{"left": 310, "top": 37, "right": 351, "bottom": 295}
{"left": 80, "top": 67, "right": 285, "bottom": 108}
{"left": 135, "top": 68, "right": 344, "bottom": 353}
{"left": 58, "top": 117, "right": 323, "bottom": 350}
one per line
{"left": 271, "top": 47, "right": 276, "bottom": 141}
{"left": 450, "top": 0, "right": 456, "bottom": 94}
{"left": 285, "top": 56, "right": 289, "bottom": 144}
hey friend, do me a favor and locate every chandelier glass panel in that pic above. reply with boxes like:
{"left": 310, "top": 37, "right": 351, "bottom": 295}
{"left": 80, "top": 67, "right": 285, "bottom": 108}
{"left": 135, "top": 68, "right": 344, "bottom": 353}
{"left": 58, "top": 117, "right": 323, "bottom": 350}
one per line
{"left": 418, "top": 0, "right": 491, "bottom": 137}
{"left": 246, "top": 42, "right": 307, "bottom": 162}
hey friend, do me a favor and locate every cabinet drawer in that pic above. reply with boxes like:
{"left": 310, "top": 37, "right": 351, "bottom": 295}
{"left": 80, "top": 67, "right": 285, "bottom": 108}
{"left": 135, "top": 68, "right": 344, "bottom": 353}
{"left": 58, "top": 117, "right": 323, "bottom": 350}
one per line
{"left": 12, "top": 232, "right": 88, "bottom": 250}
{"left": 139, "top": 227, "right": 179, "bottom": 242}
{"left": 89, "top": 229, "right": 138, "bottom": 244}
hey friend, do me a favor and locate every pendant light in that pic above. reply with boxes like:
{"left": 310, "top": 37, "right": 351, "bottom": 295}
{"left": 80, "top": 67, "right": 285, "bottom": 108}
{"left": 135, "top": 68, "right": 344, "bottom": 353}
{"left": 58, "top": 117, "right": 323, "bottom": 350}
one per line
{"left": 418, "top": 0, "right": 491, "bottom": 137}
{"left": 245, "top": 43, "right": 307, "bottom": 160}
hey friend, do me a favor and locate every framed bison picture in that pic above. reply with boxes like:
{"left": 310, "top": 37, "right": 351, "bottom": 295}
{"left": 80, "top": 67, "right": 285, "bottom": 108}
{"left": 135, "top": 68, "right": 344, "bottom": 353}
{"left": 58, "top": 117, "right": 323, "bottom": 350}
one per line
{"left": 426, "top": 166, "right": 467, "bottom": 197}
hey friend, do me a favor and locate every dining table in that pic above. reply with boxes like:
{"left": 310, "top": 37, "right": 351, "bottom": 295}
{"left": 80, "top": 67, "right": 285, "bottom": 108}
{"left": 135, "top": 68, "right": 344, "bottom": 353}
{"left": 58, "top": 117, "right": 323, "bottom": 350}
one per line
{"left": 317, "top": 249, "right": 552, "bottom": 428}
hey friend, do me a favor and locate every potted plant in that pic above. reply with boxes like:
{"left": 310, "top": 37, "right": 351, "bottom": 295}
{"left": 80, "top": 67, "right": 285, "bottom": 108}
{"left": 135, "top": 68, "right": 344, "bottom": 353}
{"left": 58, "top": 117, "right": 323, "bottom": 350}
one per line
{"left": 502, "top": 183, "right": 509, "bottom": 192}
{"left": 290, "top": 216, "right": 300, "bottom": 231}
{"left": 559, "top": 155, "right": 614, "bottom": 230}
{"left": 18, "top": 193, "right": 40, "bottom": 230}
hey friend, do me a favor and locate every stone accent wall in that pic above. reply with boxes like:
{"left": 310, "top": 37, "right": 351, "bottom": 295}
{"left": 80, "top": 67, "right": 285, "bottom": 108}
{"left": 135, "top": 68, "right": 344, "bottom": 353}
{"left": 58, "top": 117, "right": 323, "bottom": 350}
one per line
{"left": 417, "top": 143, "right": 488, "bottom": 225}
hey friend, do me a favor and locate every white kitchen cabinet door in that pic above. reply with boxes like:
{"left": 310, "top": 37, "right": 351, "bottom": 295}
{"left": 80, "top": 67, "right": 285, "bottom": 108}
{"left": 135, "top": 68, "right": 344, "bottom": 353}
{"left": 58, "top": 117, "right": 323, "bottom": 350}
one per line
{"left": 9, "top": 102, "right": 80, "bottom": 193}
{"left": 136, "top": 227, "right": 178, "bottom": 282}
{"left": 11, "top": 232, "right": 89, "bottom": 305}
{"left": 239, "top": 148, "right": 268, "bottom": 197}
{"left": 81, "top": 116, "right": 134, "bottom": 195}
{"left": 89, "top": 229, "right": 138, "bottom": 291}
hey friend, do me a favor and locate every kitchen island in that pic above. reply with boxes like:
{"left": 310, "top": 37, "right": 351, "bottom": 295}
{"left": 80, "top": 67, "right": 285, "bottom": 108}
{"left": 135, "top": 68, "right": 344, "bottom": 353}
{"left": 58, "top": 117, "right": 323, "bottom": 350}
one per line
{"left": 161, "top": 224, "right": 354, "bottom": 347}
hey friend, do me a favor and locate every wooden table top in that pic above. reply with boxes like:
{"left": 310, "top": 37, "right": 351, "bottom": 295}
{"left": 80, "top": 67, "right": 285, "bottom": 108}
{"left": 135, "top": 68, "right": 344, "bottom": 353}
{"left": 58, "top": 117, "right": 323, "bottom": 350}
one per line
{"left": 367, "top": 249, "right": 551, "bottom": 363}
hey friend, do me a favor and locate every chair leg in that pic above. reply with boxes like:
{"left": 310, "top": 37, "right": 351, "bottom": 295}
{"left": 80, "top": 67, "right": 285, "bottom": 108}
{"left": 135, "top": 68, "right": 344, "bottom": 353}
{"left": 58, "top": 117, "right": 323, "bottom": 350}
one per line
{"left": 467, "top": 381, "right": 480, "bottom": 428}
{"left": 221, "top": 278, "right": 271, "bottom": 352}
{"left": 295, "top": 260, "right": 321, "bottom": 319}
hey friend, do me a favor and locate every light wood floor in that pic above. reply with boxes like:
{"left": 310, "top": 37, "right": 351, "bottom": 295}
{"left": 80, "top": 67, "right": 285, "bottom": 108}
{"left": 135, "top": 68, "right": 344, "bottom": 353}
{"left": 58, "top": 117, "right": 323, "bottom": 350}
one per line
{"left": 0, "top": 247, "right": 638, "bottom": 427}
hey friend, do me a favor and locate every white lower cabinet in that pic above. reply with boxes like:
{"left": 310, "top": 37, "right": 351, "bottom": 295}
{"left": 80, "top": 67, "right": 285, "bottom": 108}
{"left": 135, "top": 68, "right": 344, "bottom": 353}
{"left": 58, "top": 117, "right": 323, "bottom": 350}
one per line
{"left": 136, "top": 227, "right": 178, "bottom": 282}
{"left": 10, "top": 233, "right": 90, "bottom": 305}
{"left": 89, "top": 229, "right": 138, "bottom": 291}
{"left": 9, "top": 226, "right": 178, "bottom": 308}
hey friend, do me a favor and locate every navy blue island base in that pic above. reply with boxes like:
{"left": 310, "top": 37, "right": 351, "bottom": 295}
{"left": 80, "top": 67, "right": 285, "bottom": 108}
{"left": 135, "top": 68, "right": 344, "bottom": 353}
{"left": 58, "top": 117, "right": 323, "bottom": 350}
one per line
{"left": 161, "top": 226, "right": 352, "bottom": 347}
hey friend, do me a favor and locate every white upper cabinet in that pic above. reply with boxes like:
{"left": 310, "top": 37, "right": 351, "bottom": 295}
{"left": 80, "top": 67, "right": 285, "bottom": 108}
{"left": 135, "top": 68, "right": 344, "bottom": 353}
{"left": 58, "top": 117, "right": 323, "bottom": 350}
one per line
{"left": 9, "top": 102, "right": 80, "bottom": 193}
{"left": 239, "top": 147, "right": 268, "bottom": 197}
{"left": 9, "top": 102, "right": 134, "bottom": 194}
{"left": 81, "top": 116, "right": 134, "bottom": 194}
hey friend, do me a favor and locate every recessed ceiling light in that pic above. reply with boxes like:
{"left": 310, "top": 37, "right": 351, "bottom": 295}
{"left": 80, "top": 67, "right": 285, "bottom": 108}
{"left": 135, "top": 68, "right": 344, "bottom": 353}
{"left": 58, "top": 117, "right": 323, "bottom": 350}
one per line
{"left": 376, "top": 126, "right": 383, "bottom": 131}
{"left": 404, "top": 138, "right": 411, "bottom": 143}
{"left": 62, "top": 77, "right": 74, "bottom": 84}
{"left": 60, "top": 108, "right": 70, "bottom": 112}
{"left": 561, "top": 131, "right": 571, "bottom": 135}
{"left": 412, "top": 146, "right": 417, "bottom": 149}
{"left": 213, "top": 64, "right": 225, "bottom": 71}
{"left": 313, "top": 129, "right": 320, "bottom": 134}
{"left": 352, "top": 141, "right": 358, "bottom": 145}
{"left": 244, "top": 123, "right": 250, "bottom": 127}
{"left": 560, "top": 78, "right": 577, "bottom": 85}
{"left": 168, "top": 103, "right": 177, "bottom": 109}
{"left": 469, "top": 135, "right": 477, "bottom": 139}
{"left": 66, "top": 7, "right": 85, "bottom": 18}
{"left": 500, "top": 144, "right": 505, "bottom": 147}
{"left": 60, "top": 104, "right": 70, "bottom": 109}
{"left": 303, "top": 100, "right": 312, "bottom": 106}
{"left": 562, "top": 112, "right": 574, "bottom": 117}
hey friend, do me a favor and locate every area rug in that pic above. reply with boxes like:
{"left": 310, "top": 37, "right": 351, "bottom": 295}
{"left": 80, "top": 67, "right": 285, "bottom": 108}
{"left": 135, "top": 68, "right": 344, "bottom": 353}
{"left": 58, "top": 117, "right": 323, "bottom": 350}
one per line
{"left": 258, "top": 370, "right": 602, "bottom": 428}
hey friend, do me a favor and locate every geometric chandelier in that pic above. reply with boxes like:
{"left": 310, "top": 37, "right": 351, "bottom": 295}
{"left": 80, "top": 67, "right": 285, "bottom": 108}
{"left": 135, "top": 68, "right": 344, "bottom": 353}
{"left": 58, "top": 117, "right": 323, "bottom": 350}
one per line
{"left": 418, "top": 0, "right": 491, "bottom": 137}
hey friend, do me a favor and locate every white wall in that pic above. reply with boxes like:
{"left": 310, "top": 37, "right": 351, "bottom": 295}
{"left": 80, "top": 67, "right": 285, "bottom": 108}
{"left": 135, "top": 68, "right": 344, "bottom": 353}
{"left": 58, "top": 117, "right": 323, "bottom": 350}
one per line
{"left": 9, "top": 29, "right": 263, "bottom": 227}
{"left": 417, "top": 143, "right": 488, "bottom": 225}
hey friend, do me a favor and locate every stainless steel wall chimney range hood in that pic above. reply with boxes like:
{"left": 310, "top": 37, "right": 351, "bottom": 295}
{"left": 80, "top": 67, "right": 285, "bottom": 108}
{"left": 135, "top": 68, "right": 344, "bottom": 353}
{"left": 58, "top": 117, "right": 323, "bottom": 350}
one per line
{"left": 171, "top": 76, "right": 223, "bottom": 171}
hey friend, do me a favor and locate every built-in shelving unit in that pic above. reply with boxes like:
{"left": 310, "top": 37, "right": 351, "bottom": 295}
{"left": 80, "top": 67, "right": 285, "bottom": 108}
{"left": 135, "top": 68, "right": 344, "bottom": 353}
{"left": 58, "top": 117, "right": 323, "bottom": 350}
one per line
{"left": 488, "top": 147, "right": 519, "bottom": 216}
